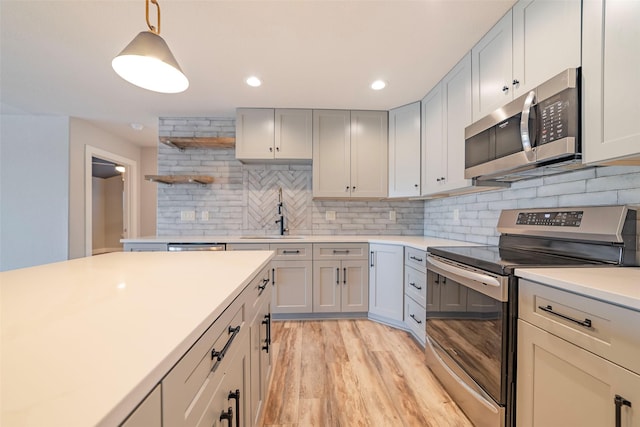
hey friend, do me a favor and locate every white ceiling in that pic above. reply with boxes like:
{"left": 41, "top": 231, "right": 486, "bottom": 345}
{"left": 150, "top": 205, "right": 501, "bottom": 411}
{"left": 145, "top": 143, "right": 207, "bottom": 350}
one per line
{"left": 1, "top": 0, "right": 515, "bottom": 147}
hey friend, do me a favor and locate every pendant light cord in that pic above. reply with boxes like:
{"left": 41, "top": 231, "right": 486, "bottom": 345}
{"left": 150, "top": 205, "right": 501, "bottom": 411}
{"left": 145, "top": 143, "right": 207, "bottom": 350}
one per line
{"left": 145, "top": 0, "right": 161, "bottom": 34}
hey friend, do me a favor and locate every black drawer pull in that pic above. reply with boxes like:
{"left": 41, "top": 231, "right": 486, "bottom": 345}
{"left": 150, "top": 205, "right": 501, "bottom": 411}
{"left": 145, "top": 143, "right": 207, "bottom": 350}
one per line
{"left": 282, "top": 250, "right": 300, "bottom": 254}
{"left": 343, "top": 267, "right": 347, "bottom": 284}
{"left": 333, "top": 249, "right": 350, "bottom": 254}
{"left": 219, "top": 407, "right": 233, "bottom": 425}
{"left": 409, "top": 255, "right": 423, "bottom": 263}
{"left": 409, "top": 313, "right": 422, "bottom": 324}
{"left": 258, "top": 277, "right": 269, "bottom": 295}
{"left": 211, "top": 325, "right": 241, "bottom": 371}
{"left": 409, "top": 281, "right": 422, "bottom": 290}
{"left": 228, "top": 389, "right": 240, "bottom": 427}
{"left": 538, "top": 305, "right": 592, "bottom": 328}
{"left": 261, "top": 313, "right": 271, "bottom": 353}
{"left": 615, "top": 395, "right": 632, "bottom": 427}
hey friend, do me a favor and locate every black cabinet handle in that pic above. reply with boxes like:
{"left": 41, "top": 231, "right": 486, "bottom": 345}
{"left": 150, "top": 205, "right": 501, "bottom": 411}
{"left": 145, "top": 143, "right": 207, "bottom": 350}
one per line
{"left": 258, "top": 277, "right": 269, "bottom": 295}
{"left": 282, "top": 250, "right": 300, "bottom": 254}
{"left": 211, "top": 325, "right": 241, "bottom": 372}
{"left": 219, "top": 407, "right": 233, "bottom": 425}
{"left": 333, "top": 249, "right": 350, "bottom": 254}
{"left": 261, "top": 313, "right": 271, "bottom": 353}
{"left": 538, "top": 305, "right": 592, "bottom": 328}
{"left": 228, "top": 389, "right": 240, "bottom": 427}
{"left": 409, "top": 255, "right": 423, "bottom": 263}
{"left": 343, "top": 267, "right": 347, "bottom": 284}
{"left": 409, "top": 281, "right": 422, "bottom": 290}
{"left": 512, "top": 79, "right": 520, "bottom": 86}
{"left": 615, "top": 395, "right": 632, "bottom": 427}
{"left": 271, "top": 267, "right": 275, "bottom": 286}
{"left": 409, "top": 313, "right": 422, "bottom": 324}
{"left": 336, "top": 268, "right": 340, "bottom": 285}
{"left": 502, "top": 85, "right": 509, "bottom": 92}
{"left": 370, "top": 251, "right": 374, "bottom": 267}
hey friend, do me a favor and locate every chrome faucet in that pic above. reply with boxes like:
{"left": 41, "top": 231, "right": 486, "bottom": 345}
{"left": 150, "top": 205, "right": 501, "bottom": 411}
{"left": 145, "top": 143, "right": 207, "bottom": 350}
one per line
{"left": 275, "top": 187, "right": 288, "bottom": 235}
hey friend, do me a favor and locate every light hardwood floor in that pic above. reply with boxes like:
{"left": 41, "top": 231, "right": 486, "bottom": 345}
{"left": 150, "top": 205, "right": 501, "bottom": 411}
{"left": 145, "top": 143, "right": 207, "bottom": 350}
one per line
{"left": 261, "top": 319, "right": 473, "bottom": 427}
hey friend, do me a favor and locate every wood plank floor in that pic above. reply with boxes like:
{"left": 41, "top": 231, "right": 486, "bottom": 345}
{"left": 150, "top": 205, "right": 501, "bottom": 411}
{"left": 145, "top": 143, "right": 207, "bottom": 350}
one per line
{"left": 261, "top": 319, "right": 473, "bottom": 427}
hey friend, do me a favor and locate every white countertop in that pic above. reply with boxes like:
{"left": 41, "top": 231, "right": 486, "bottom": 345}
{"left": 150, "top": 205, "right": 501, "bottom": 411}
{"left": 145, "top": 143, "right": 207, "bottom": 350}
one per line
{"left": 122, "top": 234, "right": 476, "bottom": 251}
{"left": 516, "top": 267, "right": 640, "bottom": 312}
{"left": 1, "top": 251, "right": 274, "bottom": 427}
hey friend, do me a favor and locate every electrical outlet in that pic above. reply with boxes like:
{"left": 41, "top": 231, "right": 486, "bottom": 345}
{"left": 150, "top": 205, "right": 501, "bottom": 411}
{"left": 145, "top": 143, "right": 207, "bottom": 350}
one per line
{"left": 389, "top": 210, "right": 396, "bottom": 222}
{"left": 326, "top": 210, "right": 336, "bottom": 221}
{"left": 201, "top": 211, "right": 209, "bottom": 221}
{"left": 453, "top": 209, "right": 460, "bottom": 221}
{"left": 181, "top": 210, "right": 195, "bottom": 221}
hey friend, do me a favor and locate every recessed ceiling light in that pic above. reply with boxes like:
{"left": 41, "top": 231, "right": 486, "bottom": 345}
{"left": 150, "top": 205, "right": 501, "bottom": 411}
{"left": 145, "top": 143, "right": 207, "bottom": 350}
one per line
{"left": 371, "top": 80, "right": 387, "bottom": 90}
{"left": 246, "top": 76, "right": 262, "bottom": 87}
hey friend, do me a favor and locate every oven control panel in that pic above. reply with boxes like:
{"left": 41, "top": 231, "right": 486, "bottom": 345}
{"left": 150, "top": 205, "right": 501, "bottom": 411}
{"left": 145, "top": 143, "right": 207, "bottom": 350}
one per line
{"left": 516, "top": 210, "right": 583, "bottom": 227}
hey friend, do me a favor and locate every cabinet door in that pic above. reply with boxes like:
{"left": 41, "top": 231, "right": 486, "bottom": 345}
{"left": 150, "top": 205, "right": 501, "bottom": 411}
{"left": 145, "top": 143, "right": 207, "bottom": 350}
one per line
{"left": 274, "top": 109, "right": 312, "bottom": 160}
{"left": 312, "top": 110, "right": 351, "bottom": 197}
{"left": 236, "top": 108, "right": 275, "bottom": 160}
{"left": 388, "top": 102, "right": 421, "bottom": 198}
{"left": 369, "top": 244, "right": 404, "bottom": 322}
{"left": 421, "top": 83, "right": 444, "bottom": 195}
{"left": 341, "top": 259, "right": 368, "bottom": 312}
{"left": 350, "top": 110, "right": 388, "bottom": 198}
{"left": 250, "top": 297, "right": 272, "bottom": 427}
{"left": 441, "top": 52, "right": 472, "bottom": 192}
{"left": 313, "top": 260, "right": 341, "bottom": 313}
{"left": 121, "top": 385, "right": 161, "bottom": 427}
{"left": 271, "top": 260, "right": 313, "bottom": 313}
{"left": 517, "top": 320, "right": 640, "bottom": 427}
{"left": 512, "top": 0, "right": 581, "bottom": 98}
{"left": 583, "top": 0, "right": 640, "bottom": 164}
{"left": 471, "top": 10, "right": 513, "bottom": 121}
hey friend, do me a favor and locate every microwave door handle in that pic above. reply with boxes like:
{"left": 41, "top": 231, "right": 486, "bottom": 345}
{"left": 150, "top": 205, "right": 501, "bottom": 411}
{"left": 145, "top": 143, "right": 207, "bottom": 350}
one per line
{"left": 428, "top": 257, "right": 501, "bottom": 287}
{"left": 520, "top": 90, "right": 536, "bottom": 162}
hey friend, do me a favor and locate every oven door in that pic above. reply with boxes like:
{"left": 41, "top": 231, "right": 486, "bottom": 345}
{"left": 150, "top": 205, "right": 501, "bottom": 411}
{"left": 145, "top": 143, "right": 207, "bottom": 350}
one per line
{"left": 426, "top": 254, "right": 510, "bottom": 427}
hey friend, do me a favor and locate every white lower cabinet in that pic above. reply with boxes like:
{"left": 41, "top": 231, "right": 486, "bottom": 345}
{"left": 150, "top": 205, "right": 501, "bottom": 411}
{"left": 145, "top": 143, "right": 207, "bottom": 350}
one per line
{"left": 517, "top": 279, "right": 640, "bottom": 427}
{"left": 369, "top": 244, "right": 404, "bottom": 323}
{"left": 121, "top": 385, "right": 162, "bottom": 427}
{"left": 313, "top": 243, "right": 369, "bottom": 313}
{"left": 271, "top": 245, "right": 313, "bottom": 314}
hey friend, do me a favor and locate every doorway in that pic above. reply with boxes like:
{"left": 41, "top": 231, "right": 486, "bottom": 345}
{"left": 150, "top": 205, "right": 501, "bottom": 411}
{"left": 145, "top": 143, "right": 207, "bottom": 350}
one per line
{"left": 85, "top": 147, "right": 137, "bottom": 256}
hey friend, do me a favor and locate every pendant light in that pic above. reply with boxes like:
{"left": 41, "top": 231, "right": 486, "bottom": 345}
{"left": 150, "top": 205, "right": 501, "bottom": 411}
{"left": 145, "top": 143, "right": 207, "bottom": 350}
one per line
{"left": 112, "top": 0, "right": 189, "bottom": 93}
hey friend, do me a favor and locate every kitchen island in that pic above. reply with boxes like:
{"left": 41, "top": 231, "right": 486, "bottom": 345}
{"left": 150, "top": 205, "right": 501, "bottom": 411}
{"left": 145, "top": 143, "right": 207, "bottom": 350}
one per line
{"left": 0, "top": 250, "right": 274, "bottom": 427}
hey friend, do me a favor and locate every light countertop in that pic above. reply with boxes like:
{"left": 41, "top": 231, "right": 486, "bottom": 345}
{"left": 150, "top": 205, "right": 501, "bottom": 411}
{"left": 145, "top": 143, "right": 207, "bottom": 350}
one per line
{"left": 516, "top": 267, "right": 640, "bottom": 312}
{"left": 1, "top": 251, "right": 274, "bottom": 427}
{"left": 122, "top": 235, "right": 477, "bottom": 251}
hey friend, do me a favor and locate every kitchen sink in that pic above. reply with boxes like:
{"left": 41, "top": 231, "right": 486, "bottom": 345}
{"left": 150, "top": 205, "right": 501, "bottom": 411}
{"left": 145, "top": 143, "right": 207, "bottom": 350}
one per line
{"left": 239, "top": 235, "right": 305, "bottom": 239}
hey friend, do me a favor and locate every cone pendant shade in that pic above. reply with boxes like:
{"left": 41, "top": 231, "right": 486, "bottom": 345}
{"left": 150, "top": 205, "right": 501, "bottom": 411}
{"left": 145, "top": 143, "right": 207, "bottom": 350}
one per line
{"left": 112, "top": 31, "right": 189, "bottom": 93}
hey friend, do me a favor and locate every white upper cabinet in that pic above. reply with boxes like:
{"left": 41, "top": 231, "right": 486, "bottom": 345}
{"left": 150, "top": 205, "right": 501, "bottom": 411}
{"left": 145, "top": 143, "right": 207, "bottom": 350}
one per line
{"left": 236, "top": 108, "right": 312, "bottom": 161}
{"left": 313, "top": 110, "right": 388, "bottom": 199}
{"left": 422, "top": 53, "right": 473, "bottom": 196}
{"left": 471, "top": 10, "right": 513, "bottom": 121}
{"left": 388, "top": 102, "right": 421, "bottom": 198}
{"left": 472, "top": 0, "right": 581, "bottom": 121}
{"left": 582, "top": 0, "right": 640, "bottom": 165}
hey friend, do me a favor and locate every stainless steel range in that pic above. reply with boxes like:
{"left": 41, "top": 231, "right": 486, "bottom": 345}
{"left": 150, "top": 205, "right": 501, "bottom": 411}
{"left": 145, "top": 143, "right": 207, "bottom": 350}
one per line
{"left": 425, "top": 205, "right": 638, "bottom": 427}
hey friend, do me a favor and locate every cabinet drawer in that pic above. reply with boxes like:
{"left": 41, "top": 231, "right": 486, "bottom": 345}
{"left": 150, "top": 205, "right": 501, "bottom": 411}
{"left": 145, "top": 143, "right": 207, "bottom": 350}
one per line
{"left": 313, "top": 243, "right": 368, "bottom": 260}
{"left": 405, "top": 247, "right": 427, "bottom": 272}
{"left": 163, "top": 302, "right": 246, "bottom": 427}
{"left": 519, "top": 279, "right": 640, "bottom": 375}
{"left": 405, "top": 265, "right": 426, "bottom": 307}
{"left": 405, "top": 295, "right": 426, "bottom": 344}
{"left": 271, "top": 243, "right": 312, "bottom": 260}
{"left": 246, "top": 265, "right": 272, "bottom": 322}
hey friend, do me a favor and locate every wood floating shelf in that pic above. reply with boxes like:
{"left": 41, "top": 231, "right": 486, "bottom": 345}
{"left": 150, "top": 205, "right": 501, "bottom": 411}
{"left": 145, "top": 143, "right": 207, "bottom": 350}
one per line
{"left": 145, "top": 175, "right": 215, "bottom": 186}
{"left": 159, "top": 136, "right": 236, "bottom": 150}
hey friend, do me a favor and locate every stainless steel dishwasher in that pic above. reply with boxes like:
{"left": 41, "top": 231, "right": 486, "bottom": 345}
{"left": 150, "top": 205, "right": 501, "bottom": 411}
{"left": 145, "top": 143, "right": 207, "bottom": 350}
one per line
{"left": 167, "top": 243, "right": 226, "bottom": 252}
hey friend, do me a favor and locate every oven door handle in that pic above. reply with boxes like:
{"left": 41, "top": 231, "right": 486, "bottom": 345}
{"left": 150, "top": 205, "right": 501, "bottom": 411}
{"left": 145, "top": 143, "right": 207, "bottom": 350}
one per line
{"left": 428, "top": 257, "right": 501, "bottom": 287}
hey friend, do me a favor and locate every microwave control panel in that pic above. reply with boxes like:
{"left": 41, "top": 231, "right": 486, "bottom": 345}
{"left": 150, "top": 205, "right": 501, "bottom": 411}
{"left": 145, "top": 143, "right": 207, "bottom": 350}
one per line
{"left": 538, "top": 88, "right": 578, "bottom": 145}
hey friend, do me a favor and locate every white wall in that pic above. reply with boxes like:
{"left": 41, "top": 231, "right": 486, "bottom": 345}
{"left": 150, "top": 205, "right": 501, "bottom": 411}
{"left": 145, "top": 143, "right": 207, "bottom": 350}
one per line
{"left": 0, "top": 115, "right": 70, "bottom": 271}
{"left": 68, "top": 118, "right": 142, "bottom": 258}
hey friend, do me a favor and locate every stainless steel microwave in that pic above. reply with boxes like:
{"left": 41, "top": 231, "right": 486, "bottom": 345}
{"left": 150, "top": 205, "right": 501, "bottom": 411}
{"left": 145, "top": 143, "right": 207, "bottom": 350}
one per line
{"left": 464, "top": 68, "right": 583, "bottom": 183}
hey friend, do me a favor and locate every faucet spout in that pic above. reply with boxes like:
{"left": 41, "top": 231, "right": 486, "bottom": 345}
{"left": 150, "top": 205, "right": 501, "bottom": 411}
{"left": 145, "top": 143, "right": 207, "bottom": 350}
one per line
{"left": 275, "top": 187, "right": 287, "bottom": 235}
